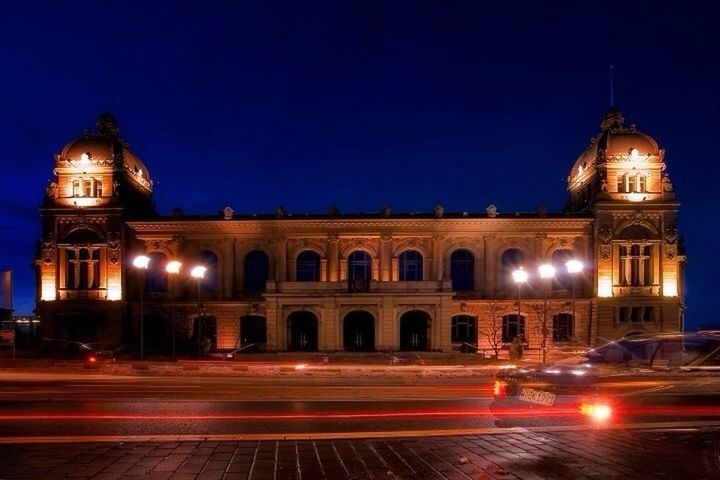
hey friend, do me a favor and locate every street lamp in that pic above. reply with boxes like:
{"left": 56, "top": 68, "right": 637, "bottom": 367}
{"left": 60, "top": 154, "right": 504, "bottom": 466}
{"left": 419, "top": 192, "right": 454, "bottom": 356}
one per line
{"left": 190, "top": 265, "right": 207, "bottom": 357}
{"left": 538, "top": 263, "right": 556, "bottom": 365}
{"left": 132, "top": 255, "right": 151, "bottom": 360}
{"left": 166, "top": 260, "right": 182, "bottom": 359}
{"left": 512, "top": 268, "right": 528, "bottom": 344}
{"left": 565, "top": 259, "right": 584, "bottom": 343}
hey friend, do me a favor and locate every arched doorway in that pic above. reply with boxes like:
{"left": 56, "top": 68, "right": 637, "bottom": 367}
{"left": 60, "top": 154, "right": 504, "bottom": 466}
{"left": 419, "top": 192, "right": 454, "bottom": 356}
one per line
{"left": 240, "top": 315, "right": 267, "bottom": 352}
{"left": 144, "top": 313, "right": 170, "bottom": 354}
{"left": 192, "top": 315, "right": 217, "bottom": 355}
{"left": 287, "top": 311, "right": 318, "bottom": 351}
{"left": 343, "top": 311, "right": 375, "bottom": 352}
{"left": 399, "top": 310, "right": 431, "bottom": 351}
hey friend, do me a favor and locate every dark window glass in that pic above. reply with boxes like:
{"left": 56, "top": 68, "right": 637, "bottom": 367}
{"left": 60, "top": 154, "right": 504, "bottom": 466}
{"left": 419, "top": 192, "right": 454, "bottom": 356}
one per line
{"left": 348, "top": 251, "right": 371, "bottom": 282}
{"left": 551, "top": 249, "right": 574, "bottom": 290}
{"left": 501, "top": 249, "right": 525, "bottom": 289}
{"left": 399, "top": 250, "right": 423, "bottom": 281}
{"left": 244, "top": 250, "right": 269, "bottom": 293}
{"left": 502, "top": 314, "right": 525, "bottom": 343}
{"left": 148, "top": 252, "right": 168, "bottom": 292}
{"left": 296, "top": 250, "right": 321, "bottom": 282}
{"left": 552, "top": 313, "right": 574, "bottom": 341}
{"left": 197, "top": 250, "right": 219, "bottom": 292}
{"left": 451, "top": 315, "right": 476, "bottom": 343}
{"left": 450, "top": 249, "right": 474, "bottom": 291}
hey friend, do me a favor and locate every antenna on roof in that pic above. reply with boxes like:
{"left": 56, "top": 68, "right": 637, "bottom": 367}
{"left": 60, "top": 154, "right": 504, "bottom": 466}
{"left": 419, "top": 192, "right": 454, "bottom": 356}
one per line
{"left": 105, "top": 68, "right": 112, "bottom": 110}
{"left": 609, "top": 64, "right": 615, "bottom": 107}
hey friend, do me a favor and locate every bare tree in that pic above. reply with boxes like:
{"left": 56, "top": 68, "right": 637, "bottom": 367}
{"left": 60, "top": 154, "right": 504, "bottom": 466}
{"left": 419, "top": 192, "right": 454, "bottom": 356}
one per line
{"left": 478, "top": 301, "right": 505, "bottom": 359}
{"left": 530, "top": 301, "right": 564, "bottom": 365}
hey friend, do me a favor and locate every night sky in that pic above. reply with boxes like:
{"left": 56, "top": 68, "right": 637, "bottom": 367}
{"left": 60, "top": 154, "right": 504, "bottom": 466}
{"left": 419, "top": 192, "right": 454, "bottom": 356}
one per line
{"left": 1, "top": 2, "right": 717, "bottom": 327}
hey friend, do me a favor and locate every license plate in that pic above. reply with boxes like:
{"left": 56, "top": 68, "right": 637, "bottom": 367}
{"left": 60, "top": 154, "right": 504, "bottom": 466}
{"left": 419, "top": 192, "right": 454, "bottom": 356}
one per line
{"left": 519, "top": 387, "right": 556, "bottom": 406}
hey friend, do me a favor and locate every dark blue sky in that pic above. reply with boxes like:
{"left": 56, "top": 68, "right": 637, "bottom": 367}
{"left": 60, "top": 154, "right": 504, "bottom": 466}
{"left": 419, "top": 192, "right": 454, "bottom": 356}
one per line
{"left": 1, "top": 1, "right": 717, "bottom": 325}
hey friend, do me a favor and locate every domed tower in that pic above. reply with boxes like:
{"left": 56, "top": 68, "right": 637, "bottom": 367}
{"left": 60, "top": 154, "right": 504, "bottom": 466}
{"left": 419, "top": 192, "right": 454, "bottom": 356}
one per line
{"left": 569, "top": 108, "right": 684, "bottom": 341}
{"left": 36, "top": 113, "right": 155, "bottom": 343}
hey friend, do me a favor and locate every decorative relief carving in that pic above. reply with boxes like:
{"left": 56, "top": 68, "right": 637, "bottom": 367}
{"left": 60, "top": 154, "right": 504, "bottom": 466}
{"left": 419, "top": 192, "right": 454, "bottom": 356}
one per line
{"left": 223, "top": 206, "right": 234, "bottom": 220}
{"left": 599, "top": 245, "right": 611, "bottom": 260}
{"left": 665, "top": 246, "right": 676, "bottom": 261}
{"left": 661, "top": 173, "right": 674, "bottom": 192}
{"left": 41, "top": 233, "right": 56, "bottom": 264}
{"left": 107, "top": 232, "right": 121, "bottom": 264}
{"left": 663, "top": 225, "right": 678, "bottom": 245}
{"left": 598, "top": 225, "right": 613, "bottom": 244}
{"left": 486, "top": 204, "right": 498, "bottom": 217}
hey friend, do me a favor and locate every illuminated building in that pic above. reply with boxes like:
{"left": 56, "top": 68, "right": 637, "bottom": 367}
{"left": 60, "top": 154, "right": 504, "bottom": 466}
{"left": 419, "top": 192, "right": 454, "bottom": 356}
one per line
{"left": 35, "top": 109, "right": 685, "bottom": 354}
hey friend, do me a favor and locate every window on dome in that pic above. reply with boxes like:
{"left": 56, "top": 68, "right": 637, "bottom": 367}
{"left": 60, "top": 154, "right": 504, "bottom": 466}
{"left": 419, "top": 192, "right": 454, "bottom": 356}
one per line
{"left": 617, "top": 173, "right": 647, "bottom": 193}
{"left": 72, "top": 178, "right": 103, "bottom": 198}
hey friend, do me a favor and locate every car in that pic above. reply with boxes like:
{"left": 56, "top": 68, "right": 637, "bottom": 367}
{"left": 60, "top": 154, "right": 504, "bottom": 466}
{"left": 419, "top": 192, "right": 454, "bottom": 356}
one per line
{"left": 490, "top": 332, "right": 720, "bottom": 428}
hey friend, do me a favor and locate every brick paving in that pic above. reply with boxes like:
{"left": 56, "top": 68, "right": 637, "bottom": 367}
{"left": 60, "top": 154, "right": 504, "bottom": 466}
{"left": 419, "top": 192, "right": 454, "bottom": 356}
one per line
{"left": 0, "top": 429, "right": 717, "bottom": 480}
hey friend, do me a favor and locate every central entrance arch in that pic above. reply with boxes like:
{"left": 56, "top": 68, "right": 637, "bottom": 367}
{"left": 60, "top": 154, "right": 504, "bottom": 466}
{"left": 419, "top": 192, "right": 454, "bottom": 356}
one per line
{"left": 343, "top": 311, "right": 375, "bottom": 351}
{"left": 399, "top": 310, "right": 431, "bottom": 351}
{"left": 287, "top": 311, "right": 318, "bottom": 351}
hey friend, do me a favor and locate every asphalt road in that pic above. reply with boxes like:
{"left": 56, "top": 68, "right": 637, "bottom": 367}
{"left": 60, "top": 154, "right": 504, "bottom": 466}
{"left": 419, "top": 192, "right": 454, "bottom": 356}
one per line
{"left": 1, "top": 372, "right": 720, "bottom": 441}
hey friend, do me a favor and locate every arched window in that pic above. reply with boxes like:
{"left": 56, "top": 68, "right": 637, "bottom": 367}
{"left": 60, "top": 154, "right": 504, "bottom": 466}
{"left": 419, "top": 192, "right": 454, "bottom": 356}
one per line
{"left": 502, "top": 314, "right": 525, "bottom": 343}
{"left": 296, "top": 250, "right": 321, "bottom": 282}
{"left": 147, "top": 252, "right": 168, "bottom": 292}
{"left": 244, "top": 250, "right": 269, "bottom": 293}
{"left": 501, "top": 249, "right": 525, "bottom": 289}
{"left": 197, "top": 250, "right": 219, "bottom": 292}
{"left": 399, "top": 250, "right": 423, "bottom": 281}
{"left": 348, "top": 251, "right": 371, "bottom": 286}
{"left": 551, "top": 249, "right": 574, "bottom": 290}
{"left": 450, "top": 249, "right": 474, "bottom": 291}
{"left": 66, "top": 247, "right": 101, "bottom": 290}
{"left": 451, "top": 315, "right": 476, "bottom": 344}
{"left": 553, "top": 313, "right": 574, "bottom": 341}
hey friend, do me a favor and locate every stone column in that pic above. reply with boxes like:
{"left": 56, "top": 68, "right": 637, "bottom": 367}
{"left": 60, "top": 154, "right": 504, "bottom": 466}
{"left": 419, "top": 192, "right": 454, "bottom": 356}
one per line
{"left": 327, "top": 234, "right": 339, "bottom": 281}
{"left": 276, "top": 239, "right": 287, "bottom": 282}
{"left": 380, "top": 235, "right": 392, "bottom": 282}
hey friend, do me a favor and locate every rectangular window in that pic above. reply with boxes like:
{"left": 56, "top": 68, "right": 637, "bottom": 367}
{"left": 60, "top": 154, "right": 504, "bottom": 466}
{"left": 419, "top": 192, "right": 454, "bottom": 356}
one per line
{"left": 617, "top": 174, "right": 626, "bottom": 193}
{"left": 72, "top": 180, "right": 82, "bottom": 197}
{"left": 96, "top": 179, "right": 103, "bottom": 197}
{"left": 83, "top": 180, "right": 93, "bottom": 197}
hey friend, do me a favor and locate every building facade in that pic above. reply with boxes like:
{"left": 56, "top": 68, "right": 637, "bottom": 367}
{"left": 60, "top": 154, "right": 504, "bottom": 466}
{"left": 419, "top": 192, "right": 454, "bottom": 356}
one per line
{"left": 35, "top": 108, "right": 685, "bottom": 355}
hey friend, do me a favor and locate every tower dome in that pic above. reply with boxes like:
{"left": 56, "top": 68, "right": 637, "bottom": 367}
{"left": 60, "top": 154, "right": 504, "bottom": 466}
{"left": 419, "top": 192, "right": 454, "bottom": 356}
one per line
{"left": 567, "top": 108, "right": 670, "bottom": 210}
{"left": 55, "top": 113, "right": 152, "bottom": 195}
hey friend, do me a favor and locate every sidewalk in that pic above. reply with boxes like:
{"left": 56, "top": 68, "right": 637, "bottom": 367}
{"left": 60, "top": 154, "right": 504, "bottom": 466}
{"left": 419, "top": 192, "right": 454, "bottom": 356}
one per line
{"left": 0, "top": 428, "right": 716, "bottom": 479}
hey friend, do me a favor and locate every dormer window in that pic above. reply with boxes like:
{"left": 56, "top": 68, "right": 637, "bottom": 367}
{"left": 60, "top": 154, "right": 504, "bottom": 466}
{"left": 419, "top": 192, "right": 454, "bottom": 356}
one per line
{"left": 71, "top": 178, "right": 103, "bottom": 198}
{"left": 617, "top": 173, "right": 647, "bottom": 193}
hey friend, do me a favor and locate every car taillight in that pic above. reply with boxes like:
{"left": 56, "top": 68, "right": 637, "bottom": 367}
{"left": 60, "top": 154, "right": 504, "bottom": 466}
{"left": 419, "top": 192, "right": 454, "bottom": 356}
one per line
{"left": 87, "top": 356, "right": 97, "bottom": 363}
{"left": 579, "top": 402, "right": 612, "bottom": 422}
{"left": 493, "top": 381, "right": 507, "bottom": 396}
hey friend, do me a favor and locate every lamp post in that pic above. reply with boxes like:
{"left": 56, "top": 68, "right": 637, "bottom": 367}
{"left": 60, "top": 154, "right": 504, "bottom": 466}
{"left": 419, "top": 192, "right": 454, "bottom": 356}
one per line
{"left": 166, "top": 260, "right": 182, "bottom": 360}
{"left": 538, "top": 263, "right": 556, "bottom": 365}
{"left": 132, "top": 255, "right": 151, "bottom": 360}
{"left": 511, "top": 267, "right": 528, "bottom": 333}
{"left": 565, "top": 259, "right": 583, "bottom": 342}
{"left": 190, "top": 265, "right": 207, "bottom": 358}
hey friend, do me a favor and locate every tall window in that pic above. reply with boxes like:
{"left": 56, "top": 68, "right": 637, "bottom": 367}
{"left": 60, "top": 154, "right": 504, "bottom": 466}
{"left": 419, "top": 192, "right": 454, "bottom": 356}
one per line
{"left": 552, "top": 313, "right": 574, "bottom": 341}
{"left": 551, "top": 249, "right": 574, "bottom": 290}
{"left": 296, "top": 250, "right": 321, "bottom": 282}
{"left": 619, "top": 244, "right": 653, "bottom": 286}
{"left": 197, "top": 250, "right": 219, "bottom": 292}
{"left": 450, "top": 249, "right": 474, "bottom": 291}
{"left": 399, "top": 250, "right": 423, "bottom": 281}
{"left": 244, "top": 250, "right": 269, "bottom": 293}
{"left": 65, "top": 247, "right": 100, "bottom": 290}
{"left": 147, "top": 252, "right": 168, "bottom": 292}
{"left": 502, "top": 314, "right": 525, "bottom": 343}
{"left": 348, "top": 251, "right": 371, "bottom": 289}
{"left": 451, "top": 315, "right": 476, "bottom": 344}
{"left": 501, "top": 249, "right": 525, "bottom": 289}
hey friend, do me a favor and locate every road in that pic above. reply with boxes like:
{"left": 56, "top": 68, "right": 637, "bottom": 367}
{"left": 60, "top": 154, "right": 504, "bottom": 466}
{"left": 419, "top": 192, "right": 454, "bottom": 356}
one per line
{"left": 0, "top": 371, "right": 719, "bottom": 441}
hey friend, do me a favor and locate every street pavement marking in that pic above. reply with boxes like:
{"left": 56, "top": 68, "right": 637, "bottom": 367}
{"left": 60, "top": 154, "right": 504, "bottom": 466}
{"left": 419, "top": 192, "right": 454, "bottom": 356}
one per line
{"left": 0, "top": 420, "right": 717, "bottom": 444}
